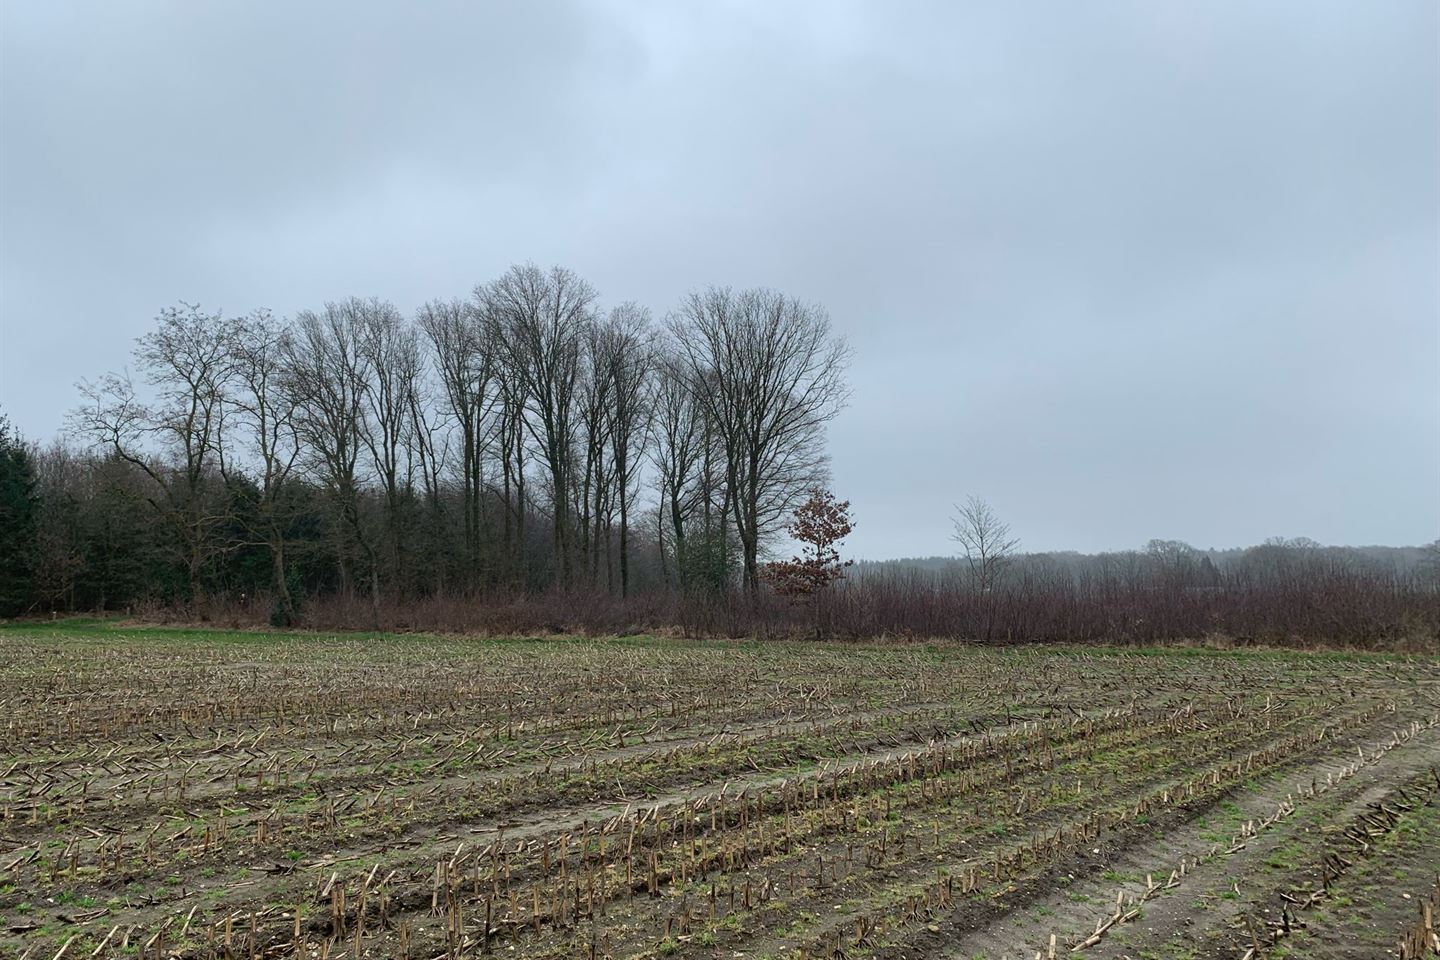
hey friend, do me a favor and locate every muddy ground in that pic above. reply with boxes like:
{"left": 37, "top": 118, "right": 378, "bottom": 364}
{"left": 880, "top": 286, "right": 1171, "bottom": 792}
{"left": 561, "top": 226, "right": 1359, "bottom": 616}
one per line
{"left": 1, "top": 622, "right": 1435, "bottom": 960}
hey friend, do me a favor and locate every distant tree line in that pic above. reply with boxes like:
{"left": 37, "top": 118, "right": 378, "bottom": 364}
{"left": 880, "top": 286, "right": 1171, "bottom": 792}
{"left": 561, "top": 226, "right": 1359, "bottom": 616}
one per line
{"left": 0, "top": 265, "right": 850, "bottom": 624}
{"left": 0, "top": 267, "right": 1434, "bottom": 649}
{"left": 834, "top": 530, "right": 1439, "bottom": 649}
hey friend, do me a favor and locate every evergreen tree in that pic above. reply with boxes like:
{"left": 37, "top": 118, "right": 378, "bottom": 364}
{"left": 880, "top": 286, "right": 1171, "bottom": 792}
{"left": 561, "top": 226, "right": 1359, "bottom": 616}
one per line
{"left": 0, "top": 413, "right": 38, "bottom": 616}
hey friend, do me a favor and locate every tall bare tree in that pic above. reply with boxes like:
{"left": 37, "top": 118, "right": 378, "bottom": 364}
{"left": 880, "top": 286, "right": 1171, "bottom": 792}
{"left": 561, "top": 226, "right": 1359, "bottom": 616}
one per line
{"left": 950, "top": 495, "right": 1019, "bottom": 593}
{"left": 71, "top": 303, "right": 233, "bottom": 604}
{"left": 577, "top": 325, "right": 616, "bottom": 586}
{"left": 481, "top": 264, "right": 596, "bottom": 583}
{"left": 352, "top": 297, "right": 420, "bottom": 579}
{"left": 225, "top": 309, "right": 301, "bottom": 623}
{"left": 418, "top": 297, "right": 495, "bottom": 584}
{"left": 668, "top": 287, "right": 850, "bottom": 591}
{"left": 651, "top": 351, "right": 704, "bottom": 588}
{"left": 950, "top": 495, "right": 1019, "bottom": 642}
{"left": 599, "top": 303, "right": 655, "bottom": 597}
{"left": 284, "top": 302, "right": 379, "bottom": 622}
{"left": 406, "top": 375, "right": 451, "bottom": 592}
{"left": 494, "top": 358, "right": 530, "bottom": 585}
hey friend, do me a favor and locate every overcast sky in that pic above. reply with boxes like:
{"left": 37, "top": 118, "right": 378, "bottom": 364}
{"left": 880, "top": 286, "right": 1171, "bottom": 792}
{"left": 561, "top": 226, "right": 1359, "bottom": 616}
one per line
{"left": 1, "top": 2, "right": 1436, "bottom": 558}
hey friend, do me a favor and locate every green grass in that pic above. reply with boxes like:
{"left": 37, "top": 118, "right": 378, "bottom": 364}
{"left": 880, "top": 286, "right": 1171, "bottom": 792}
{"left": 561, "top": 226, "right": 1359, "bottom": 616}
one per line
{"left": 4, "top": 616, "right": 1427, "bottom": 665}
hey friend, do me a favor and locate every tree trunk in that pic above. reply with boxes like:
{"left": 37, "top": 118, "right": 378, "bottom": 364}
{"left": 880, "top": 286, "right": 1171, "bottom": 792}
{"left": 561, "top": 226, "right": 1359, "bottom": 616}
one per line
{"left": 617, "top": 447, "right": 629, "bottom": 597}
{"left": 270, "top": 524, "right": 294, "bottom": 626}
{"left": 670, "top": 487, "right": 688, "bottom": 590}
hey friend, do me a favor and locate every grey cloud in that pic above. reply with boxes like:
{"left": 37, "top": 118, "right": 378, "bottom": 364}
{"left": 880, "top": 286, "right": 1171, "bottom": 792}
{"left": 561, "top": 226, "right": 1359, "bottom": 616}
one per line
{"left": 2, "top": 0, "right": 1435, "bottom": 557}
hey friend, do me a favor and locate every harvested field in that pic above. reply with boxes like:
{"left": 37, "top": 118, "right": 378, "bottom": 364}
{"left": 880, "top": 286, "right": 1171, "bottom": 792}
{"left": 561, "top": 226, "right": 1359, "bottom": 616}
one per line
{"left": 1, "top": 621, "right": 1437, "bottom": 960}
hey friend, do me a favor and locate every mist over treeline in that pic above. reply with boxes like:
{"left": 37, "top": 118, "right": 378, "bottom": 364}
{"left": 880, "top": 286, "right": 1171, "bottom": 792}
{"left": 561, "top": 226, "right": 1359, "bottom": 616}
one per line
{"left": 854, "top": 542, "right": 1435, "bottom": 582}
{"left": 838, "top": 541, "right": 1439, "bottom": 650}
{"left": 0, "top": 265, "right": 1435, "bottom": 648}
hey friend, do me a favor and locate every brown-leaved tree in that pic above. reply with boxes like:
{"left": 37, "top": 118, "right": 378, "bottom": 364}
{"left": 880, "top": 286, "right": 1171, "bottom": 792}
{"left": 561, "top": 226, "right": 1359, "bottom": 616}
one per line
{"left": 763, "top": 488, "right": 854, "bottom": 635}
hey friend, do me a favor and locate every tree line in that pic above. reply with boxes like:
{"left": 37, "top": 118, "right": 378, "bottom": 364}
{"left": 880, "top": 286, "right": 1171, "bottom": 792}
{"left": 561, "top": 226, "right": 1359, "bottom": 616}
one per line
{"left": 0, "top": 261, "right": 1434, "bottom": 649}
{"left": 829, "top": 533, "right": 1440, "bottom": 649}
{"left": 1, "top": 264, "right": 849, "bottom": 624}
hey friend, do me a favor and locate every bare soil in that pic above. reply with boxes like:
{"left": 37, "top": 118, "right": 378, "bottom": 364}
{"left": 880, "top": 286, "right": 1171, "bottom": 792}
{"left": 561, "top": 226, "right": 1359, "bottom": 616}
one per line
{"left": 1, "top": 623, "right": 1435, "bottom": 960}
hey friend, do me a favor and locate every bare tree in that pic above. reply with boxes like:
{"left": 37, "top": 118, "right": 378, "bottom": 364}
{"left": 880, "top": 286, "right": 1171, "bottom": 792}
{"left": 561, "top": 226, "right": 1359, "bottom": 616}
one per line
{"left": 950, "top": 495, "right": 1019, "bottom": 594}
{"left": 577, "top": 324, "right": 616, "bottom": 586}
{"left": 284, "top": 302, "right": 379, "bottom": 623}
{"left": 352, "top": 297, "right": 420, "bottom": 579}
{"left": 418, "top": 297, "right": 495, "bottom": 584}
{"left": 1421, "top": 539, "right": 1440, "bottom": 586}
{"left": 403, "top": 357, "right": 452, "bottom": 592}
{"left": 1145, "top": 538, "right": 1202, "bottom": 588}
{"left": 225, "top": 309, "right": 301, "bottom": 623}
{"left": 600, "top": 303, "right": 655, "bottom": 597}
{"left": 494, "top": 354, "right": 530, "bottom": 585}
{"left": 71, "top": 303, "right": 233, "bottom": 605}
{"left": 668, "top": 287, "right": 850, "bottom": 591}
{"left": 481, "top": 264, "right": 596, "bottom": 583}
{"left": 651, "top": 358, "right": 732, "bottom": 592}
{"left": 1237, "top": 537, "right": 1320, "bottom": 586}
{"left": 651, "top": 350, "right": 706, "bottom": 589}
